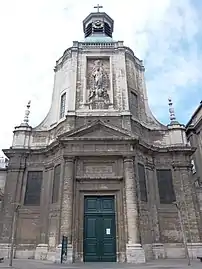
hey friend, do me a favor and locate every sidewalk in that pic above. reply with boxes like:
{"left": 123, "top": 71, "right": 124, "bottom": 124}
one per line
{"left": 0, "top": 258, "right": 201, "bottom": 269}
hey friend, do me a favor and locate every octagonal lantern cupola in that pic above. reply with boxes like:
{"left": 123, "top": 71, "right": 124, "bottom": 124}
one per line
{"left": 83, "top": 4, "right": 114, "bottom": 41}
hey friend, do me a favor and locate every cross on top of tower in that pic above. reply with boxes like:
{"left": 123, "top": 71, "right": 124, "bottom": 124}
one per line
{"left": 94, "top": 4, "right": 103, "bottom": 13}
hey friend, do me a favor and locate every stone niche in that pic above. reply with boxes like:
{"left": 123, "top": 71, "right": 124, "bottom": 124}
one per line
{"left": 85, "top": 58, "right": 111, "bottom": 110}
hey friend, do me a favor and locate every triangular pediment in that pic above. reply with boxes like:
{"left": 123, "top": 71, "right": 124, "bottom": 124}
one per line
{"left": 58, "top": 120, "right": 135, "bottom": 140}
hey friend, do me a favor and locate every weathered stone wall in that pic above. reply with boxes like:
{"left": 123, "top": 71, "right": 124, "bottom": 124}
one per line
{"left": 125, "top": 55, "right": 138, "bottom": 91}
{"left": 1, "top": 120, "right": 201, "bottom": 261}
{"left": 134, "top": 150, "right": 201, "bottom": 248}
{"left": 73, "top": 155, "right": 125, "bottom": 262}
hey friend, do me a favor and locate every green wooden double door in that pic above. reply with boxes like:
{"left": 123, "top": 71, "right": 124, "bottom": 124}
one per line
{"left": 83, "top": 196, "right": 116, "bottom": 262}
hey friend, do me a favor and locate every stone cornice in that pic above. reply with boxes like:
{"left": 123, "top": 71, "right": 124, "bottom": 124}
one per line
{"left": 172, "top": 162, "right": 192, "bottom": 170}
{"left": 3, "top": 148, "right": 31, "bottom": 159}
{"left": 137, "top": 140, "right": 195, "bottom": 156}
{"left": 60, "top": 137, "right": 137, "bottom": 142}
{"left": 3, "top": 136, "right": 195, "bottom": 158}
{"left": 63, "top": 152, "right": 134, "bottom": 157}
{"left": 4, "top": 142, "right": 195, "bottom": 159}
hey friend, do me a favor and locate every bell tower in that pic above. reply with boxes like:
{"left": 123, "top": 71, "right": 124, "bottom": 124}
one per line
{"left": 83, "top": 5, "right": 114, "bottom": 39}
{"left": 30, "top": 5, "right": 162, "bottom": 131}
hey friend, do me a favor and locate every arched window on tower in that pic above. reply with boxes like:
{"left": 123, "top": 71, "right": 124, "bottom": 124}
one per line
{"left": 85, "top": 23, "right": 92, "bottom": 37}
{"left": 104, "top": 22, "right": 112, "bottom": 37}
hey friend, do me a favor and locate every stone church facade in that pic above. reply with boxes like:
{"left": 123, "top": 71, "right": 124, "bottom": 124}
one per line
{"left": 1, "top": 9, "right": 202, "bottom": 263}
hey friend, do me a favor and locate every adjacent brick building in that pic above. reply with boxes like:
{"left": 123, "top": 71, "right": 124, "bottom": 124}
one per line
{"left": 1, "top": 8, "right": 202, "bottom": 263}
{"left": 0, "top": 157, "right": 8, "bottom": 210}
{"left": 186, "top": 101, "right": 202, "bottom": 185}
{"left": 186, "top": 101, "right": 202, "bottom": 236}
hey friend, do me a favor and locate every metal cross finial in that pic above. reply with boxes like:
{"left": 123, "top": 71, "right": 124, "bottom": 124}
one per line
{"left": 94, "top": 4, "right": 103, "bottom": 13}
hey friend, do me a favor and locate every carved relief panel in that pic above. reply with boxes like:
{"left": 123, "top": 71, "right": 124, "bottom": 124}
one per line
{"left": 76, "top": 158, "right": 122, "bottom": 178}
{"left": 86, "top": 58, "right": 111, "bottom": 110}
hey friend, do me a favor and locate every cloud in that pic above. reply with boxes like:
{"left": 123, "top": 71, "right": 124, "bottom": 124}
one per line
{"left": 134, "top": 0, "right": 201, "bottom": 123}
{"left": 0, "top": 0, "right": 201, "bottom": 156}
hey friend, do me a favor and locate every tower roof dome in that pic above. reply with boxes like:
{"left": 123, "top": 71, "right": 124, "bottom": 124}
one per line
{"left": 83, "top": 5, "right": 114, "bottom": 41}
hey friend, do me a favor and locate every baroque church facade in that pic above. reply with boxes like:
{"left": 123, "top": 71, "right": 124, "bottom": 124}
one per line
{"left": 1, "top": 8, "right": 202, "bottom": 263}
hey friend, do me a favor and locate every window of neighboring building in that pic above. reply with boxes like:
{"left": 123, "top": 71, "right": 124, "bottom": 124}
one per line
{"left": 60, "top": 92, "right": 66, "bottom": 119}
{"left": 156, "top": 169, "right": 176, "bottom": 204}
{"left": 137, "top": 163, "right": 148, "bottom": 202}
{"left": 52, "top": 164, "right": 61, "bottom": 203}
{"left": 24, "top": 171, "right": 43, "bottom": 206}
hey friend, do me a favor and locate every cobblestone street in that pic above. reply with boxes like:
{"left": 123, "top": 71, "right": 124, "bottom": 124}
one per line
{"left": 0, "top": 259, "right": 202, "bottom": 269}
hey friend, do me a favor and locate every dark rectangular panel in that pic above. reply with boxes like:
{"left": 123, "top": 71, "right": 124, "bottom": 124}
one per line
{"left": 101, "top": 215, "right": 116, "bottom": 262}
{"left": 138, "top": 163, "right": 148, "bottom": 202}
{"left": 83, "top": 196, "right": 116, "bottom": 262}
{"left": 24, "top": 171, "right": 42, "bottom": 206}
{"left": 83, "top": 216, "right": 100, "bottom": 262}
{"left": 157, "top": 169, "right": 176, "bottom": 204}
{"left": 52, "top": 164, "right": 61, "bottom": 203}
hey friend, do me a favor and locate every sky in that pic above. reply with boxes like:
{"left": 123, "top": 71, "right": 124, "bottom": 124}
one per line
{"left": 0, "top": 0, "right": 201, "bottom": 156}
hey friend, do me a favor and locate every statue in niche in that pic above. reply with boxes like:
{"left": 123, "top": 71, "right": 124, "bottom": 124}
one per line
{"left": 88, "top": 60, "right": 111, "bottom": 109}
{"left": 93, "top": 60, "right": 104, "bottom": 92}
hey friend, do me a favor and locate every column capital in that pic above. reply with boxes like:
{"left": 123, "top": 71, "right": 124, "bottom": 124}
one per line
{"left": 145, "top": 161, "right": 155, "bottom": 170}
{"left": 123, "top": 156, "right": 134, "bottom": 163}
{"left": 44, "top": 162, "right": 54, "bottom": 171}
{"left": 63, "top": 156, "right": 75, "bottom": 163}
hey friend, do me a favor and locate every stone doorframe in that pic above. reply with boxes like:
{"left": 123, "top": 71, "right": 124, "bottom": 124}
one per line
{"left": 72, "top": 179, "right": 126, "bottom": 262}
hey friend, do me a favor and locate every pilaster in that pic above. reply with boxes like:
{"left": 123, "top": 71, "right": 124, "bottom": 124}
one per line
{"left": 0, "top": 160, "right": 26, "bottom": 243}
{"left": 172, "top": 163, "right": 201, "bottom": 244}
{"left": 124, "top": 157, "right": 145, "bottom": 263}
{"left": 145, "top": 161, "right": 160, "bottom": 243}
{"left": 35, "top": 163, "right": 53, "bottom": 260}
{"left": 60, "top": 157, "right": 75, "bottom": 263}
{"left": 40, "top": 164, "right": 53, "bottom": 244}
{"left": 145, "top": 161, "right": 165, "bottom": 259}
